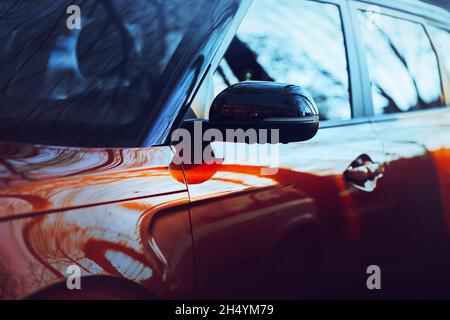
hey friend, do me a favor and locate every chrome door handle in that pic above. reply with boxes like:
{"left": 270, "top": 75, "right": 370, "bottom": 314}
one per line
{"left": 343, "top": 154, "right": 385, "bottom": 192}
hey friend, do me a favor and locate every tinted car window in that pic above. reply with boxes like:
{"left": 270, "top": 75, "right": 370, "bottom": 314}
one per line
{"left": 213, "top": 0, "right": 351, "bottom": 121}
{"left": 357, "top": 12, "right": 445, "bottom": 115}
{"left": 0, "top": 0, "right": 211, "bottom": 146}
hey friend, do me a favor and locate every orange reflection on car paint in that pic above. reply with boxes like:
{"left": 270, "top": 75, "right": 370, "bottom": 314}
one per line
{"left": 120, "top": 202, "right": 153, "bottom": 212}
{"left": 0, "top": 142, "right": 195, "bottom": 299}
{"left": 0, "top": 191, "right": 194, "bottom": 299}
{"left": 1, "top": 106, "right": 450, "bottom": 299}
{"left": 0, "top": 194, "right": 50, "bottom": 214}
{"left": 431, "top": 148, "right": 450, "bottom": 231}
{"left": 0, "top": 143, "right": 186, "bottom": 219}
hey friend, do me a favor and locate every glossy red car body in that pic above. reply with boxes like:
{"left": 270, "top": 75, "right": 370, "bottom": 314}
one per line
{"left": 0, "top": 0, "right": 450, "bottom": 299}
{"left": 1, "top": 111, "right": 449, "bottom": 299}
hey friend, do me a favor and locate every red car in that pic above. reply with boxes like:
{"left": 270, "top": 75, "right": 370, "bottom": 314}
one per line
{"left": 0, "top": 0, "right": 449, "bottom": 299}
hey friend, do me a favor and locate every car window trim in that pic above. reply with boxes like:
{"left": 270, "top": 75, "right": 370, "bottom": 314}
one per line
{"left": 301, "top": 0, "right": 362, "bottom": 121}
{"left": 350, "top": 0, "right": 450, "bottom": 26}
{"left": 369, "top": 105, "right": 450, "bottom": 124}
{"left": 154, "top": 0, "right": 252, "bottom": 147}
{"left": 425, "top": 24, "right": 450, "bottom": 106}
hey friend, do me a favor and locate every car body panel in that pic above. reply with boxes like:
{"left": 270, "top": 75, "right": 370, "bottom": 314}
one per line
{"left": 371, "top": 109, "right": 450, "bottom": 232}
{"left": 185, "top": 123, "right": 389, "bottom": 297}
{"left": 366, "top": 108, "right": 450, "bottom": 293}
{"left": 0, "top": 143, "right": 194, "bottom": 299}
{"left": 0, "top": 143, "right": 188, "bottom": 218}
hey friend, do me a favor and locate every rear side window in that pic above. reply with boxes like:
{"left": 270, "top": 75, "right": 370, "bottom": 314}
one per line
{"left": 357, "top": 12, "right": 445, "bottom": 115}
{"left": 212, "top": 0, "right": 352, "bottom": 121}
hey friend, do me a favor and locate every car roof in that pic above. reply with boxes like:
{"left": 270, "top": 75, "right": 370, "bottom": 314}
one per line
{"left": 353, "top": 0, "right": 450, "bottom": 26}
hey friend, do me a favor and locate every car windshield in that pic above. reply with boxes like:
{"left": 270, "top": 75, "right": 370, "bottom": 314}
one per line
{"left": 0, "top": 0, "right": 212, "bottom": 146}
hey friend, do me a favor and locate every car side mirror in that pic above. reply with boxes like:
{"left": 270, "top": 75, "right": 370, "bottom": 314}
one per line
{"left": 182, "top": 81, "right": 319, "bottom": 144}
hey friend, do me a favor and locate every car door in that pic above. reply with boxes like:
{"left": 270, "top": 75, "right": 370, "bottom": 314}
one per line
{"left": 183, "top": 0, "right": 391, "bottom": 299}
{"left": 353, "top": 4, "right": 450, "bottom": 295}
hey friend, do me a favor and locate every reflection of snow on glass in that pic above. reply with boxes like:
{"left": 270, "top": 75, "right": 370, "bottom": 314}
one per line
{"left": 366, "top": 5, "right": 381, "bottom": 31}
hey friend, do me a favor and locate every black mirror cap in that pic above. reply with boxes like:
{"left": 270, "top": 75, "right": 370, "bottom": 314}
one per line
{"left": 209, "top": 81, "right": 319, "bottom": 122}
{"left": 206, "top": 81, "right": 319, "bottom": 143}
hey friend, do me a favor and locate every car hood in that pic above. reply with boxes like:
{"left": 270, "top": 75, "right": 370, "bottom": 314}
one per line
{"left": 0, "top": 142, "right": 186, "bottom": 220}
